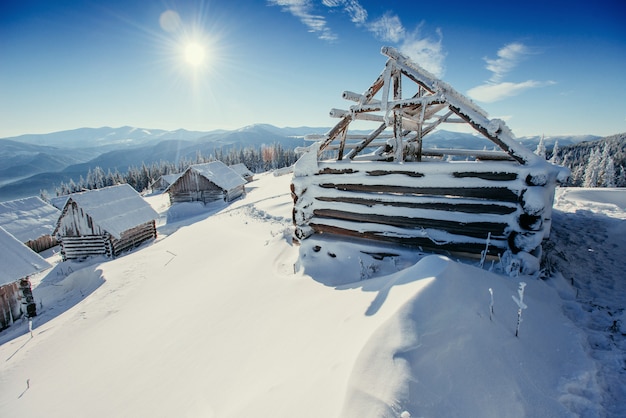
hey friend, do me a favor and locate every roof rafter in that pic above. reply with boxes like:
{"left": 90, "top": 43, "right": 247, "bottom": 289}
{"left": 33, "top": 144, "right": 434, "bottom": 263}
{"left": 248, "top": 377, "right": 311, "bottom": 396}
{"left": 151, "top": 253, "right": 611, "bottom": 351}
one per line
{"left": 315, "top": 46, "right": 540, "bottom": 165}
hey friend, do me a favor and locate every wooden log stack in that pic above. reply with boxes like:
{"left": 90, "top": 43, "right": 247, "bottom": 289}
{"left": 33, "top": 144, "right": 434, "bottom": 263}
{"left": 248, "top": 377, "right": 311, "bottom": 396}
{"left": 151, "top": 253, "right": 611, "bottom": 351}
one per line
{"left": 292, "top": 157, "right": 559, "bottom": 263}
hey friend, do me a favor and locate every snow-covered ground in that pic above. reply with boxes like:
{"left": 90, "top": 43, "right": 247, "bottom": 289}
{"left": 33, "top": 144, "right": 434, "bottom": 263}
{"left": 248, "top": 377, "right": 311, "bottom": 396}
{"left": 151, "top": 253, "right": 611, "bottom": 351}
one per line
{"left": 0, "top": 172, "right": 624, "bottom": 417}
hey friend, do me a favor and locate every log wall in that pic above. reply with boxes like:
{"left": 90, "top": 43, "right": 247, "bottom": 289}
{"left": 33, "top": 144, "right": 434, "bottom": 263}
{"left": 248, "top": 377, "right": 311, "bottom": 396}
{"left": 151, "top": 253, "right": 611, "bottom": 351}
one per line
{"left": 59, "top": 221, "right": 156, "bottom": 261}
{"left": 292, "top": 159, "right": 559, "bottom": 259}
{"left": 0, "top": 282, "right": 20, "bottom": 330}
{"left": 168, "top": 170, "right": 244, "bottom": 204}
{"left": 0, "top": 278, "right": 35, "bottom": 330}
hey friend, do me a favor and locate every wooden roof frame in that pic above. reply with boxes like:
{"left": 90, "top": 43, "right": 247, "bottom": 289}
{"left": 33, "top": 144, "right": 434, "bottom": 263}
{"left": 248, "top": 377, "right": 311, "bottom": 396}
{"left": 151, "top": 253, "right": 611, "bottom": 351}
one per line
{"left": 313, "top": 46, "right": 539, "bottom": 165}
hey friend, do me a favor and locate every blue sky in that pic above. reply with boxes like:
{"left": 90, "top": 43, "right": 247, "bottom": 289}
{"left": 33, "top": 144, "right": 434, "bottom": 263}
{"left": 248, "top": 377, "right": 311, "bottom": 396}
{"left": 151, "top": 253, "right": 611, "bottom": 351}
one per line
{"left": 1, "top": 0, "right": 624, "bottom": 138}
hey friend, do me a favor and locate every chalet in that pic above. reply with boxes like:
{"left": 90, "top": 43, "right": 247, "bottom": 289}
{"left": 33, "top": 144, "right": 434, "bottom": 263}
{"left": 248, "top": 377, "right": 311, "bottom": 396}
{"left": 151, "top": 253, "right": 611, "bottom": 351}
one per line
{"left": 0, "top": 196, "right": 61, "bottom": 253}
{"left": 229, "top": 163, "right": 254, "bottom": 182}
{"left": 0, "top": 227, "right": 51, "bottom": 330}
{"left": 291, "top": 47, "right": 569, "bottom": 274}
{"left": 165, "top": 161, "right": 247, "bottom": 205}
{"left": 54, "top": 184, "right": 159, "bottom": 261}
{"left": 149, "top": 173, "right": 182, "bottom": 192}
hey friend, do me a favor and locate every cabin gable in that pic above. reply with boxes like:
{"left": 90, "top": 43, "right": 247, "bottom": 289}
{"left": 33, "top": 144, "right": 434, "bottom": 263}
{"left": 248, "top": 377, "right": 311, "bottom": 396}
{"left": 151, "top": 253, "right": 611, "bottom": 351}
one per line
{"left": 0, "top": 227, "right": 50, "bottom": 329}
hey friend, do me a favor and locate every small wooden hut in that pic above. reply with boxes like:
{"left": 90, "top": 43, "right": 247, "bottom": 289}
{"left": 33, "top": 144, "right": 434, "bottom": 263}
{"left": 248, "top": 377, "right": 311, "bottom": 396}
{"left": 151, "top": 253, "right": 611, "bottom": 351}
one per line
{"left": 149, "top": 173, "right": 182, "bottom": 193}
{"left": 0, "top": 227, "right": 51, "bottom": 330}
{"left": 0, "top": 196, "right": 60, "bottom": 253}
{"left": 291, "top": 47, "right": 569, "bottom": 273}
{"left": 54, "top": 184, "right": 159, "bottom": 261}
{"left": 229, "top": 163, "right": 254, "bottom": 182}
{"left": 166, "top": 161, "right": 246, "bottom": 205}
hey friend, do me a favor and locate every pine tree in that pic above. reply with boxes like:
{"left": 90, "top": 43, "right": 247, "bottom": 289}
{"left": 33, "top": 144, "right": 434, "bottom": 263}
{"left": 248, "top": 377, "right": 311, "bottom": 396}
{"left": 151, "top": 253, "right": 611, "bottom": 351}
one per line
{"left": 583, "top": 148, "right": 601, "bottom": 187}
{"left": 535, "top": 135, "right": 546, "bottom": 159}
{"left": 549, "top": 140, "right": 560, "bottom": 165}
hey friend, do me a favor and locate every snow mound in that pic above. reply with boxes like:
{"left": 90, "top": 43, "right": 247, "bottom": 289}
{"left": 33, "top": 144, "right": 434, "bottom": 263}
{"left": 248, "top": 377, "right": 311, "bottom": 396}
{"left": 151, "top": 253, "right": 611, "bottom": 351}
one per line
{"left": 342, "top": 256, "right": 601, "bottom": 417}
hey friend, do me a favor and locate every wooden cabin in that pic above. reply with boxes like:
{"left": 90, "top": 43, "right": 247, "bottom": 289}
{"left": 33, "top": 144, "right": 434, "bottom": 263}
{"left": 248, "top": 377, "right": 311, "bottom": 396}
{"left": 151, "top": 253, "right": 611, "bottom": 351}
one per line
{"left": 54, "top": 184, "right": 159, "bottom": 261}
{"left": 229, "top": 163, "right": 254, "bottom": 183}
{"left": 291, "top": 47, "right": 569, "bottom": 274}
{"left": 166, "top": 161, "right": 246, "bottom": 205}
{"left": 0, "top": 227, "right": 51, "bottom": 330}
{"left": 0, "top": 196, "right": 60, "bottom": 253}
{"left": 149, "top": 173, "right": 182, "bottom": 193}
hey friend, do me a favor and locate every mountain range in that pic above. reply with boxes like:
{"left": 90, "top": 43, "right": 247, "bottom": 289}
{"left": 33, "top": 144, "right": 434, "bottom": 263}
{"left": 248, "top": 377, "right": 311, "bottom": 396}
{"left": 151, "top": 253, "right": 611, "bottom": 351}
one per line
{"left": 0, "top": 124, "right": 601, "bottom": 201}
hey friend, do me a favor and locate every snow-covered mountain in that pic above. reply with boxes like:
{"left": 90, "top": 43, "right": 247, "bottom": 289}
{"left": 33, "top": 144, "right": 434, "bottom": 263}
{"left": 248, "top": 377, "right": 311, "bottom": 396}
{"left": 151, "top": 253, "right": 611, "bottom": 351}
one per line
{"left": 0, "top": 125, "right": 603, "bottom": 202}
{"left": 0, "top": 172, "right": 624, "bottom": 417}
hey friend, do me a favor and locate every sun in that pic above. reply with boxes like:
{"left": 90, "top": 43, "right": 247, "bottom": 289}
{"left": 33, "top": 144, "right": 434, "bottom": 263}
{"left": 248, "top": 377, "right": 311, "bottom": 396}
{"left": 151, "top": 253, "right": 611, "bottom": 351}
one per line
{"left": 184, "top": 41, "right": 206, "bottom": 67}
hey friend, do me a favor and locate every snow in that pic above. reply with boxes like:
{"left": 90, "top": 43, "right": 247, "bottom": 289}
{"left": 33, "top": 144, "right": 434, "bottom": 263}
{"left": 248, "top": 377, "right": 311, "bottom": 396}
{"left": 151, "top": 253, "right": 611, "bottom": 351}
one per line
{"left": 0, "top": 227, "right": 51, "bottom": 285}
{"left": 0, "top": 196, "right": 60, "bottom": 243}
{"left": 1, "top": 173, "right": 624, "bottom": 417}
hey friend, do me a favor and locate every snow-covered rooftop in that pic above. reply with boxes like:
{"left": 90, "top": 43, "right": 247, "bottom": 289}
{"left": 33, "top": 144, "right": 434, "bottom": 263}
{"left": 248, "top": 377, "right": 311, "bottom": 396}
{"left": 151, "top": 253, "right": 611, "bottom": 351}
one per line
{"left": 56, "top": 184, "right": 159, "bottom": 239}
{"left": 0, "top": 196, "right": 60, "bottom": 243}
{"left": 229, "top": 163, "right": 254, "bottom": 178}
{"left": 186, "top": 161, "right": 246, "bottom": 191}
{"left": 0, "top": 226, "right": 51, "bottom": 285}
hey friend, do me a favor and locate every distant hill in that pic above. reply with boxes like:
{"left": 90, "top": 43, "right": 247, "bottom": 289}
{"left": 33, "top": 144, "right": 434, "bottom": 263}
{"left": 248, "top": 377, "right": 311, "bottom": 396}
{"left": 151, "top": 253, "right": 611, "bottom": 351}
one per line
{"left": 0, "top": 125, "right": 605, "bottom": 201}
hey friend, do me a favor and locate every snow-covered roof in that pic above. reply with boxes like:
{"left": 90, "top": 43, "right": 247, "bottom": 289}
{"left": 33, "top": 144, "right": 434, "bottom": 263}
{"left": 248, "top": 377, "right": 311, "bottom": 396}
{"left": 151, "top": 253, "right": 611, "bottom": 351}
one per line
{"left": 56, "top": 184, "right": 159, "bottom": 239}
{"left": 49, "top": 195, "right": 69, "bottom": 210}
{"left": 183, "top": 161, "right": 246, "bottom": 191}
{"left": 0, "top": 226, "right": 52, "bottom": 286}
{"left": 160, "top": 173, "right": 181, "bottom": 185}
{"left": 229, "top": 163, "right": 253, "bottom": 178}
{"left": 0, "top": 196, "right": 60, "bottom": 243}
{"left": 151, "top": 173, "right": 182, "bottom": 188}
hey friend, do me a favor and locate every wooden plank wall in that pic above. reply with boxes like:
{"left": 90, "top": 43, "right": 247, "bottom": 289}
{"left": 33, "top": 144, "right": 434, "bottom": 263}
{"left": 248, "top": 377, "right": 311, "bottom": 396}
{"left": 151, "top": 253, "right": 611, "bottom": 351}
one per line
{"left": 60, "top": 235, "right": 111, "bottom": 260}
{"left": 60, "top": 222, "right": 156, "bottom": 260}
{"left": 0, "top": 282, "right": 20, "bottom": 330}
{"left": 292, "top": 160, "right": 558, "bottom": 257}
{"left": 168, "top": 171, "right": 226, "bottom": 204}
{"left": 110, "top": 221, "right": 157, "bottom": 256}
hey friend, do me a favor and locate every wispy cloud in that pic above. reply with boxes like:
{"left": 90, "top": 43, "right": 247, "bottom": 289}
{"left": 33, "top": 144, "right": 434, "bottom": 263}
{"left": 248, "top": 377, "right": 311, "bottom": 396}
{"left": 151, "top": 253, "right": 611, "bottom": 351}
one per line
{"left": 269, "top": 1, "right": 446, "bottom": 76}
{"left": 323, "top": 0, "right": 367, "bottom": 24}
{"left": 485, "top": 43, "right": 529, "bottom": 82}
{"left": 468, "top": 80, "right": 555, "bottom": 103}
{"left": 398, "top": 26, "right": 445, "bottom": 77}
{"left": 366, "top": 14, "right": 444, "bottom": 76}
{"left": 268, "top": 0, "right": 337, "bottom": 41}
{"left": 468, "top": 42, "right": 553, "bottom": 103}
{"left": 368, "top": 12, "right": 404, "bottom": 42}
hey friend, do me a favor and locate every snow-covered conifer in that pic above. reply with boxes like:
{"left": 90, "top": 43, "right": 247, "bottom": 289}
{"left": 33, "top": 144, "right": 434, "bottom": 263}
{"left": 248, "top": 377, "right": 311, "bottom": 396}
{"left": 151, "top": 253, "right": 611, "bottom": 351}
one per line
{"left": 583, "top": 148, "right": 601, "bottom": 187}
{"left": 535, "top": 135, "right": 546, "bottom": 159}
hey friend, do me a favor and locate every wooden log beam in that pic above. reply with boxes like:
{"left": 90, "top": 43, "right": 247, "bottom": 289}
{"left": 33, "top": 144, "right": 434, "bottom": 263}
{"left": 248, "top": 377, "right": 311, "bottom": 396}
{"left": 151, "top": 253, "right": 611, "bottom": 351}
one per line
{"left": 313, "top": 208, "right": 509, "bottom": 238}
{"left": 308, "top": 222, "right": 507, "bottom": 255}
{"left": 346, "top": 122, "right": 388, "bottom": 160}
{"left": 448, "top": 105, "right": 526, "bottom": 164}
{"left": 314, "top": 195, "right": 518, "bottom": 215}
{"left": 318, "top": 114, "right": 352, "bottom": 154}
{"left": 318, "top": 183, "right": 521, "bottom": 202}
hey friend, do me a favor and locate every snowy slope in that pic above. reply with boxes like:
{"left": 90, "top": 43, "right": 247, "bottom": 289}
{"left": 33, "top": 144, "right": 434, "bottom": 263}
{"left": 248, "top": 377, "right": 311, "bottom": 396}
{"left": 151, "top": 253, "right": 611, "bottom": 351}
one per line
{"left": 0, "top": 173, "right": 624, "bottom": 417}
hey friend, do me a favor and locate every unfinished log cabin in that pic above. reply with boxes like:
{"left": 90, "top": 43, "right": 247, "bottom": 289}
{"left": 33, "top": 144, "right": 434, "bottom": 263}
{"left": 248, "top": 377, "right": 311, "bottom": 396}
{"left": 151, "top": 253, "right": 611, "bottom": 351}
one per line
{"left": 291, "top": 47, "right": 569, "bottom": 273}
{"left": 0, "top": 227, "right": 51, "bottom": 330}
{"left": 166, "top": 161, "right": 246, "bottom": 205}
{"left": 54, "top": 184, "right": 159, "bottom": 261}
{"left": 0, "top": 196, "right": 60, "bottom": 253}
